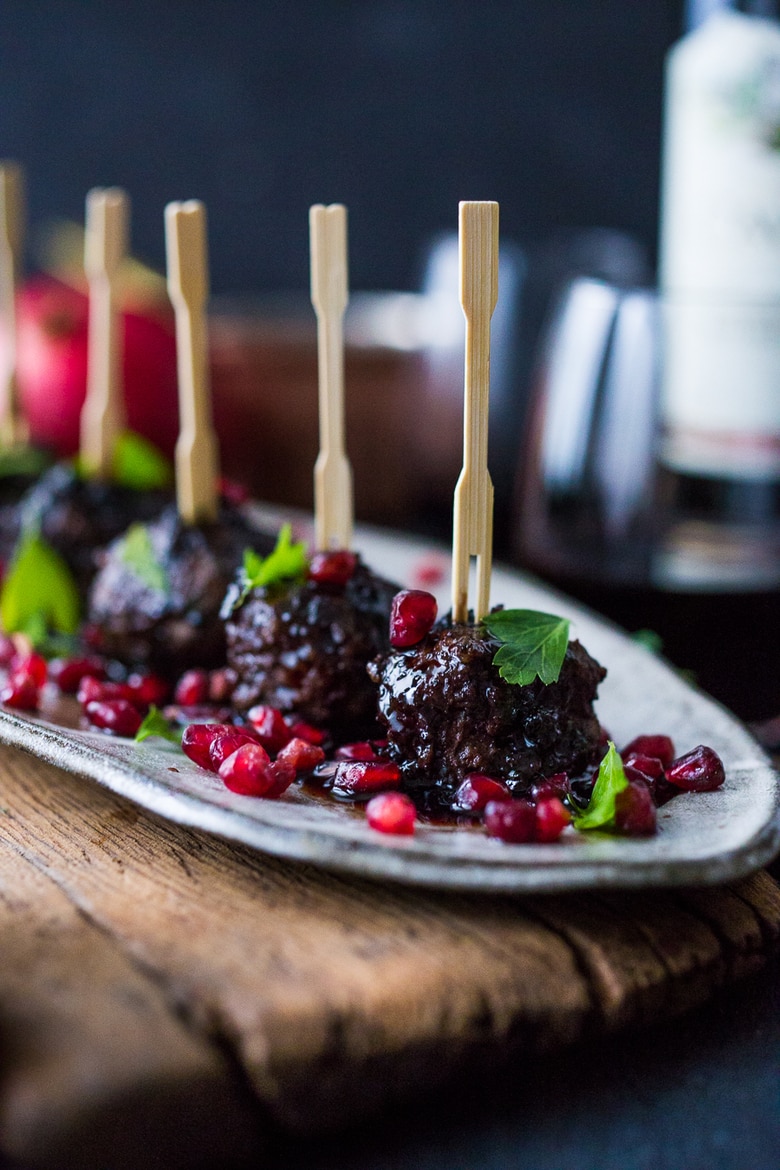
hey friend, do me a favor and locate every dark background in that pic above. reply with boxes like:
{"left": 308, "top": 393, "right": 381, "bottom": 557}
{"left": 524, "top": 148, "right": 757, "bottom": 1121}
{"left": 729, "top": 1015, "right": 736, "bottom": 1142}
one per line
{"left": 1, "top": 0, "right": 683, "bottom": 293}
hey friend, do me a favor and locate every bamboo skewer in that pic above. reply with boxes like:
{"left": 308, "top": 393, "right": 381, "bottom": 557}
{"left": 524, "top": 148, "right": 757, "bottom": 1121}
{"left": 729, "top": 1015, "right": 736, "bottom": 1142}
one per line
{"left": 309, "top": 203, "right": 353, "bottom": 551}
{"left": 165, "top": 200, "right": 219, "bottom": 525}
{"left": 80, "top": 187, "right": 128, "bottom": 478}
{"left": 0, "top": 161, "right": 26, "bottom": 446}
{"left": 451, "top": 200, "right": 499, "bottom": 624}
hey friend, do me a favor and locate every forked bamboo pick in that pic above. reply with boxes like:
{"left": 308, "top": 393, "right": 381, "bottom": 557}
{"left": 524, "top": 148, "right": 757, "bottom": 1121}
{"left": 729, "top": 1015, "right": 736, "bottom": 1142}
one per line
{"left": 80, "top": 187, "right": 128, "bottom": 478}
{"left": 309, "top": 203, "right": 353, "bottom": 551}
{"left": 165, "top": 200, "right": 219, "bottom": 525}
{"left": 0, "top": 161, "right": 26, "bottom": 446}
{"left": 451, "top": 200, "right": 499, "bottom": 624}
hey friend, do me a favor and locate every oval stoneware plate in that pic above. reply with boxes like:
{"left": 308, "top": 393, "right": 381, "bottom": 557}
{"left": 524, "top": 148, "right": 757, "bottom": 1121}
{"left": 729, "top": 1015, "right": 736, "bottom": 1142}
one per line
{"left": 0, "top": 513, "right": 777, "bottom": 893}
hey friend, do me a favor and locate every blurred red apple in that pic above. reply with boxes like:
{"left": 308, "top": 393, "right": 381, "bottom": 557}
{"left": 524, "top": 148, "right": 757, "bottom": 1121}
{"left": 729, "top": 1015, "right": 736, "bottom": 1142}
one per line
{"left": 16, "top": 275, "right": 180, "bottom": 458}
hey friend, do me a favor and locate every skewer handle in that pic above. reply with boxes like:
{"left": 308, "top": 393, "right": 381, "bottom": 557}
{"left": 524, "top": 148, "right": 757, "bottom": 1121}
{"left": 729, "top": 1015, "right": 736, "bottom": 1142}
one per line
{"left": 310, "top": 203, "right": 353, "bottom": 551}
{"left": 80, "top": 187, "right": 128, "bottom": 477}
{"left": 165, "top": 200, "right": 219, "bottom": 525}
{"left": 0, "top": 162, "right": 26, "bottom": 445}
{"left": 451, "top": 200, "right": 499, "bottom": 623}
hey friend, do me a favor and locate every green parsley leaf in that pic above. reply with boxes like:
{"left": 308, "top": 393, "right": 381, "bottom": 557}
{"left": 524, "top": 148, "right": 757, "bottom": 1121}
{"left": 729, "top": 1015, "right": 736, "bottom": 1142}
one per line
{"left": 483, "top": 609, "right": 570, "bottom": 686}
{"left": 118, "top": 523, "right": 170, "bottom": 595}
{"left": 572, "top": 741, "right": 629, "bottom": 831}
{"left": 0, "top": 445, "right": 50, "bottom": 480}
{"left": 0, "top": 533, "right": 80, "bottom": 636}
{"left": 135, "top": 705, "right": 181, "bottom": 744}
{"left": 111, "top": 430, "right": 173, "bottom": 491}
{"left": 229, "top": 524, "right": 308, "bottom": 612}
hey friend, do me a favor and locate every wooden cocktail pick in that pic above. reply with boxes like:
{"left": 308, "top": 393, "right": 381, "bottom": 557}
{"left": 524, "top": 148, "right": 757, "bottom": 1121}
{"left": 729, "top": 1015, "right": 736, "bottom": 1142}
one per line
{"left": 165, "top": 200, "right": 219, "bottom": 525}
{"left": 80, "top": 187, "right": 128, "bottom": 478}
{"left": 451, "top": 200, "right": 499, "bottom": 624}
{"left": 309, "top": 203, "right": 353, "bottom": 551}
{"left": 0, "top": 161, "right": 26, "bottom": 446}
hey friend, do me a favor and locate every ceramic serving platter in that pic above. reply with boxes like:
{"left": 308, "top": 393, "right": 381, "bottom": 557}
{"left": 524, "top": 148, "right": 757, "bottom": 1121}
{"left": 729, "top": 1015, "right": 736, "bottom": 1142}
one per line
{"left": 0, "top": 518, "right": 777, "bottom": 894}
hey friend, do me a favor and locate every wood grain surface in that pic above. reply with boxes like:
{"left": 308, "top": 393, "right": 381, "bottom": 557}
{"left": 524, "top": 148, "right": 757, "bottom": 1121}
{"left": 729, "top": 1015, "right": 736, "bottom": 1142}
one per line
{"left": 0, "top": 742, "right": 777, "bottom": 1168}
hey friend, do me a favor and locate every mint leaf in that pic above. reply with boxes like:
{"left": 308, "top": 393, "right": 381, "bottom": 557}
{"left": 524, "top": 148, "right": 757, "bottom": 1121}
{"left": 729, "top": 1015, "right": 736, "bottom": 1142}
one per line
{"left": 229, "top": 524, "right": 308, "bottom": 613}
{"left": 572, "top": 742, "right": 629, "bottom": 831}
{"left": 0, "top": 533, "right": 80, "bottom": 636}
{"left": 118, "top": 524, "right": 169, "bottom": 594}
{"left": 483, "top": 609, "right": 570, "bottom": 686}
{"left": 111, "top": 430, "right": 173, "bottom": 491}
{"left": 135, "top": 705, "right": 181, "bottom": 744}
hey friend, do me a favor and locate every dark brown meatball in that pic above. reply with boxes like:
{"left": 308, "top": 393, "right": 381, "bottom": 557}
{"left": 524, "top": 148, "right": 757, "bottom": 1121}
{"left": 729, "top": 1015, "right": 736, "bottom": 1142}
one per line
{"left": 19, "top": 463, "right": 170, "bottom": 595}
{"left": 223, "top": 556, "right": 399, "bottom": 742}
{"left": 88, "top": 502, "right": 276, "bottom": 677}
{"left": 367, "top": 619, "right": 606, "bottom": 801}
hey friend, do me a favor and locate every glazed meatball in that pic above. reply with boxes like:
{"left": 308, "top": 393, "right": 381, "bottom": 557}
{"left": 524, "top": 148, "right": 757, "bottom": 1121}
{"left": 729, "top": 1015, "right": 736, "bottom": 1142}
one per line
{"left": 367, "top": 618, "right": 606, "bottom": 801}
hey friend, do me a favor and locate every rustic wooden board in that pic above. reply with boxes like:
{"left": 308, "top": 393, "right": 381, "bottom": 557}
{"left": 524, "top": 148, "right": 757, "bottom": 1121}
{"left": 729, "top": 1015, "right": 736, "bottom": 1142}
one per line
{"left": 0, "top": 744, "right": 778, "bottom": 1167}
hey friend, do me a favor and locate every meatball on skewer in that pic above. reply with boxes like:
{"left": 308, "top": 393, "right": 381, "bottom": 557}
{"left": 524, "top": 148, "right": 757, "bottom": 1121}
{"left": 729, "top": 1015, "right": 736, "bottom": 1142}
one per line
{"left": 224, "top": 204, "right": 399, "bottom": 742}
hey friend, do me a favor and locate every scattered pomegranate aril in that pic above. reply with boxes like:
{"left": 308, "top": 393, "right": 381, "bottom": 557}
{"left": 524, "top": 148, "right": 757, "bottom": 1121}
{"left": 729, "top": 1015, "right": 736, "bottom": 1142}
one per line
{"left": 1, "top": 675, "right": 40, "bottom": 710}
{"left": 331, "top": 759, "right": 402, "bottom": 797}
{"left": 49, "top": 655, "right": 106, "bottom": 693}
{"left": 335, "top": 740, "right": 379, "bottom": 762}
{"left": 484, "top": 799, "right": 536, "bottom": 844}
{"left": 218, "top": 743, "right": 278, "bottom": 797}
{"left": 127, "top": 672, "right": 169, "bottom": 707}
{"left": 277, "top": 737, "right": 326, "bottom": 773}
{"left": 666, "top": 744, "right": 725, "bottom": 792}
{"left": 287, "top": 720, "right": 326, "bottom": 746}
{"left": 530, "top": 772, "right": 570, "bottom": 801}
{"left": 209, "top": 729, "right": 265, "bottom": 771}
{"left": 219, "top": 475, "right": 250, "bottom": 505}
{"left": 12, "top": 653, "right": 47, "bottom": 689}
{"left": 389, "top": 589, "right": 438, "bottom": 648}
{"left": 263, "top": 759, "right": 296, "bottom": 798}
{"left": 174, "top": 668, "right": 210, "bottom": 707}
{"left": 0, "top": 633, "right": 16, "bottom": 665}
{"left": 246, "top": 705, "right": 293, "bottom": 753}
{"left": 164, "top": 703, "right": 233, "bottom": 726}
{"left": 366, "top": 791, "right": 416, "bottom": 836}
{"left": 622, "top": 734, "right": 675, "bottom": 770}
{"left": 308, "top": 549, "right": 357, "bottom": 588}
{"left": 614, "top": 778, "right": 657, "bottom": 836}
{"left": 451, "top": 774, "right": 510, "bottom": 813}
{"left": 534, "top": 796, "right": 571, "bottom": 842}
{"left": 181, "top": 723, "right": 236, "bottom": 771}
{"left": 84, "top": 698, "right": 144, "bottom": 738}
{"left": 622, "top": 752, "right": 665, "bottom": 783}
{"left": 208, "top": 668, "right": 231, "bottom": 704}
{"left": 77, "top": 677, "right": 136, "bottom": 708}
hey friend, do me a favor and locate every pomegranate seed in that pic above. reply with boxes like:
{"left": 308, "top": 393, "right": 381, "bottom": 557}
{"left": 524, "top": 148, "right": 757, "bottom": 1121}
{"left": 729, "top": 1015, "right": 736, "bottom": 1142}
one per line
{"left": 308, "top": 549, "right": 357, "bottom": 588}
{"left": 484, "top": 799, "right": 536, "bottom": 844}
{"left": 49, "top": 655, "right": 106, "bottom": 694}
{"left": 219, "top": 475, "right": 250, "bottom": 505}
{"left": 413, "top": 557, "right": 446, "bottom": 588}
{"left": 1, "top": 675, "right": 39, "bottom": 710}
{"left": 181, "top": 723, "right": 236, "bottom": 771}
{"left": 77, "top": 677, "right": 137, "bottom": 708}
{"left": 164, "top": 703, "right": 233, "bottom": 726}
{"left": 0, "top": 633, "right": 15, "bottom": 665}
{"left": 530, "top": 772, "right": 570, "bottom": 800}
{"left": 128, "top": 673, "right": 169, "bottom": 707}
{"left": 622, "top": 734, "right": 675, "bottom": 770}
{"left": 335, "top": 740, "right": 379, "bottom": 761}
{"left": 85, "top": 699, "right": 143, "bottom": 737}
{"left": 208, "top": 668, "right": 231, "bottom": 703}
{"left": 666, "top": 744, "right": 725, "bottom": 792}
{"left": 534, "top": 796, "right": 571, "bottom": 843}
{"left": 264, "top": 759, "right": 296, "bottom": 798}
{"left": 451, "top": 774, "right": 510, "bottom": 813}
{"left": 219, "top": 743, "right": 278, "bottom": 796}
{"left": 622, "top": 752, "right": 665, "bottom": 783}
{"left": 614, "top": 778, "right": 657, "bottom": 836}
{"left": 331, "top": 759, "right": 402, "bottom": 797}
{"left": 246, "top": 705, "right": 292, "bottom": 753}
{"left": 11, "top": 653, "right": 47, "bottom": 689}
{"left": 276, "top": 737, "right": 326, "bottom": 772}
{"left": 389, "top": 590, "right": 438, "bottom": 648}
{"left": 366, "top": 791, "right": 416, "bottom": 836}
{"left": 209, "top": 729, "right": 265, "bottom": 771}
{"left": 287, "top": 720, "right": 326, "bottom": 746}
{"left": 174, "top": 669, "right": 210, "bottom": 707}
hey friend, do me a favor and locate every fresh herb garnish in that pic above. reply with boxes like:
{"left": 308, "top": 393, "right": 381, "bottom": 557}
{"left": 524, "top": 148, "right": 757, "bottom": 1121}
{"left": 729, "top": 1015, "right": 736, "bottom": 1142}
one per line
{"left": 135, "top": 705, "right": 181, "bottom": 744}
{"left": 483, "top": 609, "right": 570, "bottom": 686}
{"left": 0, "top": 533, "right": 80, "bottom": 636}
{"left": 572, "top": 741, "right": 629, "bottom": 832}
{"left": 0, "top": 445, "right": 50, "bottom": 480}
{"left": 631, "top": 628, "right": 663, "bottom": 655}
{"left": 118, "top": 523, "right": 169, "bottom": 594}
{"left": 111, "top": 430, "right": 173, "bottom": 491}
{"left": 228, "top": 524, "right": 308, "bottom": 613}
